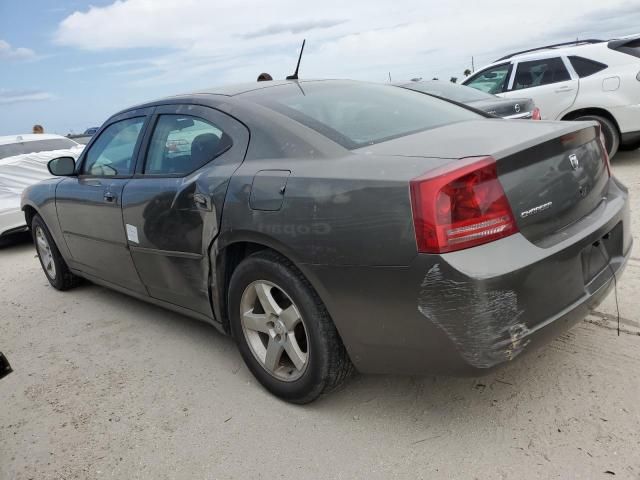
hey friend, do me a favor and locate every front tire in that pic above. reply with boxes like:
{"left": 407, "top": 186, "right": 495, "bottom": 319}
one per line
{"left": 228, "top": 250, "right": 353, "bottom": 403}
{"left": 574, "top": 115, "right": 620, "bottom": 158}
{"left": 31, "top": 214, "right": 79, "bottom": 291}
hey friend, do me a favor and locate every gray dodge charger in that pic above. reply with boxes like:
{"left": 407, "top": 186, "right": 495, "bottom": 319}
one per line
{"left": 21, "top": 79, "right": 631, "bottom": 403}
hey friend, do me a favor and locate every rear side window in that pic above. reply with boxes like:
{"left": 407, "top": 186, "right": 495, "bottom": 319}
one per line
{"left": 513, "top": 57, "right": 570, "bottom": 90}
{"left": 144, "top": 115, "right": 232, "bottom": 175}
{"left": 569, "top": 56, "right": 608, "bottom": 77}
{"left": 0, "top": 138, "right": 78, "bottom": 160}
{"left": 245, "top": 82, "right": 480, "bottom": 149}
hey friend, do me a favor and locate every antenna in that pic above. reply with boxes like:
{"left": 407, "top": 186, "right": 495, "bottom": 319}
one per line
{"left": 286, "top": 39, "right": 306, "bottom": 80}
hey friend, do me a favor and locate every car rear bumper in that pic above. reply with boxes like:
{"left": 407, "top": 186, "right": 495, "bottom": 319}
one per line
{"left": 306, "top": 178, "right": 631, "bottom": 375}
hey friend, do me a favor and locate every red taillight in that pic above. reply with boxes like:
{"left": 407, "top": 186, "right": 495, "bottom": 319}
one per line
{"left": 531, "top": 107, "right": 541, "bottom": 120}
{"left": 410, "top": 156, "right": 519, "bottom": 254}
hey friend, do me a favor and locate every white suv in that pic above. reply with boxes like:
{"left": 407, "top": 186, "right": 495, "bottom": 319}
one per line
{"left": 462, "top": 36, "right": 640, "bottom": 157}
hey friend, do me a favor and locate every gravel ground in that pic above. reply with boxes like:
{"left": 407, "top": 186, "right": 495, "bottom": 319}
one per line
{"left": 1, "top": 149, "right": 639, "bottom": 480}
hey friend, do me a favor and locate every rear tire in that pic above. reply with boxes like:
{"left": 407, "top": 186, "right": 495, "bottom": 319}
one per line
{"left": 228, "top": 250, "right": 353, "bottom": 403}
{"left": 574, "top": 115, "right": 619, "bottom": 158}
{"left": 619, "top": 141, "right": 640, "bottom": 152}
{"left": 31, "top": 214, "right": 79, "bottom": 291}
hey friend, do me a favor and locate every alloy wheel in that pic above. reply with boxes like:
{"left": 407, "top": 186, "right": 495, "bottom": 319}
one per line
{"left": 35, "top": 226, "right": 56, "bottom": 280}
{"left": 240, "top": 280, "right": 309, "bottom": 382}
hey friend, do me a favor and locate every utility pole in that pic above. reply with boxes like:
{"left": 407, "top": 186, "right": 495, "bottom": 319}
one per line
{"left": 471, "top": 56, "right": 475, "bottom": 72}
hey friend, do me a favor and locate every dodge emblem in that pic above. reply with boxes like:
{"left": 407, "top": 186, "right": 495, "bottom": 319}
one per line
{"left": 569, "top": 153, "right": 579, "bottom": 170}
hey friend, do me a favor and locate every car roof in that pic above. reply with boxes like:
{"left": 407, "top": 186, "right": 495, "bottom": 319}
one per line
{"left": 121, "top": 79, "right": 366, "bottom": 112}
{"left": 0, "top": 133, "right": 73, "bottom": 146}
{"left": 488, "top": 33, "right": 640, "bottom": 65}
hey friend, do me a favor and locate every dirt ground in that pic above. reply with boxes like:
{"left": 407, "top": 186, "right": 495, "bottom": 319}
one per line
{"left": 1, "top": 150, "right": 639, "bottom": 480}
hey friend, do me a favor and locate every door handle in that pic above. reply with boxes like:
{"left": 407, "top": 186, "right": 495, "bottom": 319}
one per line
{"left": 103, "top": 191, "right": 116, "bottom": 202}
{"left": 555, "top": 86, "right": 574, "bottom": 93}
{"left": 193, "top": 193, "right": 212, "bottom": 211}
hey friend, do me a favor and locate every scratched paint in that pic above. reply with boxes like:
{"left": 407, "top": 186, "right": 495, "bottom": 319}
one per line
{"left": 417, "top": 264, "right": 531, "bottom": 368}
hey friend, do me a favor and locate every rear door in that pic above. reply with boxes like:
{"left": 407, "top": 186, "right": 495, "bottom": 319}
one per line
{"left": 121, "top": 104, "right": 249, "bottom": 316}
{"left": 56, "top": 109, "right": 151, "bottom": 293}
{"left": 501, "top": 56, "right": 578, "bottom": 120}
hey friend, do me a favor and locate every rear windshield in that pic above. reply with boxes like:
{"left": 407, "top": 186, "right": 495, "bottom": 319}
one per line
{"left": 244, "top": 81, "right": 481, "bottom": 149}
{"left": 0, "top": 138, "right": 78, "bottom": 160}
{"left": 401, "top": 81, "right": 495, "bottom": 103}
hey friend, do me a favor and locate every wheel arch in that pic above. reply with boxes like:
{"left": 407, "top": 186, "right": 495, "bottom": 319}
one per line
{"left": 561, "top": 107, "right": 621, "bottom": 133}
{"left": 22, "top": 204, "right": 39, "bottom": 228}
{"left": 212, "top": 234, "right": 334, "bottom": 339}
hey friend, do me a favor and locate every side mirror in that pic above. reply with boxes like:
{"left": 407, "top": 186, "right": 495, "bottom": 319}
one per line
{"left": 48, "top": 156, "right": 76, "bottom": 176}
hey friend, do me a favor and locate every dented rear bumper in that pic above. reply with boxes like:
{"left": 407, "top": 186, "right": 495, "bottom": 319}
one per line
{"left": 306, "top": 178, "right": 631, "bottom": 375}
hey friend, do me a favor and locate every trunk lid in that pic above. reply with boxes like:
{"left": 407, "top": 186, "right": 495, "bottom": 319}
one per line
{"left": 357, "top": 119, "right": 609, "bottom": 245}
{"left": 497, "top": 123, "right": 608, "bottom": 244}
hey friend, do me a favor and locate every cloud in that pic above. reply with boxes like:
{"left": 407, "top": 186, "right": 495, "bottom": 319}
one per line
{"left": 54, "top": 0, "right": 640, "bottom": 88}
{"left": 0, "top": 40, "right": 36, "bottom": 61}
{"left": 241, "top": 19, "right": 347, "bottom": 39}
{"left": 0, "top": 90, "right": 55, "bottom": 105}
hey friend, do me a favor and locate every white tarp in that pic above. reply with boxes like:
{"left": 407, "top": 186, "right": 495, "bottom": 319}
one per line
{"left": 0, "top": 147, "right": 83, "bottom": 235}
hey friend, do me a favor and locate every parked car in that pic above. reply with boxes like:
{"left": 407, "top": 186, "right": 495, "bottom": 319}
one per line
{"left": 462, "top": 35, "right": 640, "bottom": 157}
{"left": 22, "top": 80, "right": 631, "bottom": 403}
{"left": 399, "top": 80, "right": 541, "bottom": 119}
{"left": 0, "top": 352, "right": 12, "bottom": 379}
{"left": 84, "top": 127, "right": 100, "bottom": 136}
{"left": 0, "top": 134, "right": 84, "bottom": 243}
{"left": 66, "top": 134, "right": 93, "bottom": 145}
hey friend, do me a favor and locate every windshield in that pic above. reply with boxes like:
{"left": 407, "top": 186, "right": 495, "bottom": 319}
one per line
{"left": 244, "top": 81, "right": 481, "bottom": 149}
{"left": 401, "top": 81, "right": 495, "bottom": 103}
{"left": 0, "top": 138, "right": 79, "bottom": 160}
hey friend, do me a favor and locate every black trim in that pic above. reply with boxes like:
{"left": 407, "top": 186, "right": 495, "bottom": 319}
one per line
{"left": 495, "top": 39, "right": 604, "bottom": 62}
{"left": 62, "top": 230, "right": 125, "bottom": 247}
{"left": 0, "top": 225, "right": 29, "bottom": 237}
{"left": 129, "top": 245, "right": 203, "bottom": 259}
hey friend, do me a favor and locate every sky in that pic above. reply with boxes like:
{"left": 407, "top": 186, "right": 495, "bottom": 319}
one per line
{"left": 1, "top": 0, "right": 639, "bottom": 135}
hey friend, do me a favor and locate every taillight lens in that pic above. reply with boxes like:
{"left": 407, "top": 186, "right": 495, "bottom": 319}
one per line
{"left": 410, "top": 156, "right": 519, "bottom": 254}
{"left": 531, "top": 107, "right": 541, "bottom": 120}
{"left": 598, "top": 129, "right": 611, "bottom": 177}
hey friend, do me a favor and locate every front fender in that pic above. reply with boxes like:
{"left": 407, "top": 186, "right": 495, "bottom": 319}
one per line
{"left": 21, "top": 179, "right": 70, "bottom": 259}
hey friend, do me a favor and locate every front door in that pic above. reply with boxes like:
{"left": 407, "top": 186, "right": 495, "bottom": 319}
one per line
{"left": 121, "top": 104, "right": 249, "bottom": 316}
{"left": 56, "top": 111, "right": 151, "bottom": 293}
{"left": 500, "top": 56, "right": 578, "bottom": 120}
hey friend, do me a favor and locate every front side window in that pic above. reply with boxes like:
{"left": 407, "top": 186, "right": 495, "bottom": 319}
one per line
{"left": 513, "top": 57, "right": 571, "bottom": 90}
{"left": 81, "top": 117, "right": 144, "bottom": 176}
{"left": 465, "top": 64, "right": 511, "bottom": 94}
{"left": 144, "top": 115, "right": 231, "bottom": 175}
